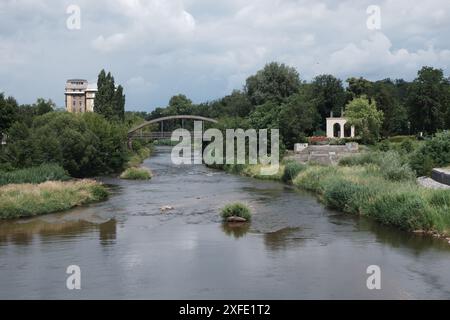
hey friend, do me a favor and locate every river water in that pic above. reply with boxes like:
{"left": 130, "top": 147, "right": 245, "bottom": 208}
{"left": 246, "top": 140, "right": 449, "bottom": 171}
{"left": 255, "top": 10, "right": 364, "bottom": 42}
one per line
{"left": 1, "top": 147, "right": 450, "bottom": 299}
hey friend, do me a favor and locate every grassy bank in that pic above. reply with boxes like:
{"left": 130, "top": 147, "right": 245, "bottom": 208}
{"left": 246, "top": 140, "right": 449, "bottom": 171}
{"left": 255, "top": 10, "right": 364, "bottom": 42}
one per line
{"left": 126, "top": 146, "right": 152, "bottom": 168}
{"left": 0, "top": 164, "right": 70, "bottom": 186}
{"left": 0, "top": 180, "right": 109, "bottom": 219}
{"left": 213, "top": 154, "right": 450, "bottom": 237}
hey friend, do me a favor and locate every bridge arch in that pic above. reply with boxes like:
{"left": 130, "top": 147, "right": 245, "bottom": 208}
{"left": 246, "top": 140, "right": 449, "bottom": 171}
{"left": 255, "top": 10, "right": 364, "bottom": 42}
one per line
{"left": 128, "top": 115, "right": 218, "bottom": 136}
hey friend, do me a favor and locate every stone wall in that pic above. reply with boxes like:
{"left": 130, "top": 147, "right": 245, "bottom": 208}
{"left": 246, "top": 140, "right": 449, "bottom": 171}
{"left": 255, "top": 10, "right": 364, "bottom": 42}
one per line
{"left": 431, "top": 168, "right": 450, "bottom": 186}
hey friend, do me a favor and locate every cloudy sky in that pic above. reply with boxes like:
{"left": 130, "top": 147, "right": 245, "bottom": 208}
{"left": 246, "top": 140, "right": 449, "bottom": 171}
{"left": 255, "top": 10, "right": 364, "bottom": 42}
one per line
{"left": 1, "top": 0, "right": 450, "bottom": 111}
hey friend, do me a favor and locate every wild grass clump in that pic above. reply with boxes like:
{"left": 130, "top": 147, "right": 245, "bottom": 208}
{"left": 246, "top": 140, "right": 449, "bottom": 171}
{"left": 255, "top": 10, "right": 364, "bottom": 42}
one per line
{"left": 221, "top": 202, "right": 252, "bottom": 221}
{"left": 379, "top": 151, "right": 415, "bottom": 181}
{"left": 293, "top": 165, "right": 338, "bottom": 194}
{"left": 120, "top": 167, "right": 152, "bottom": 180}
{"left": 339, "top": 152, "right": 382, "bottom": 167}
{"left": 0, "top": 180, "right": 109, "bottom": 219}
{"left": 126, "top": 146, "right": 152, "bottom": 168}
{"left": 365, "top": 191, "right": 433, "bottom": 231}
{"left": 0, "top": 164, "right": 70, "bottom": 186}
{"left": 323, "top": 178, "right": 366, "bottom": 213}
{"left": 281, "top": 161, "right": 306, "bottom": 183}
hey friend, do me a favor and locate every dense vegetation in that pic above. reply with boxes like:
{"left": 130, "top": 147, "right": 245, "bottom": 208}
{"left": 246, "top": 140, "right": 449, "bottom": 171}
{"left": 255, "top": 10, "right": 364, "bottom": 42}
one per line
{"left": 0, "top": 164, "right": 69, "bottom": 186}
{"left": 136, "top": 62, "right": 450, "bottom": 150}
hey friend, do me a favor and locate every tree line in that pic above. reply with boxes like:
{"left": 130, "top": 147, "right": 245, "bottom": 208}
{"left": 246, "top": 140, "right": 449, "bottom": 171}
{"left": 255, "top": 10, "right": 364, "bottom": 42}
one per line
{"left": 142, "top": 62, "right": 450, "bottom": 148}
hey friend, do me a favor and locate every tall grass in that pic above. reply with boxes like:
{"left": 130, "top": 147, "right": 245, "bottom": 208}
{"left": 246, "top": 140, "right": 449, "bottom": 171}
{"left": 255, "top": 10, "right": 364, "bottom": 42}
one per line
{"left": 0, "top": 164, "right": 70, "bottom": 186}
{"left": 221, "top": 202, "right": 252, "bottom": 221}
{"left": 293, "top": 164, "right": 450, "bottom": 234}
{"left": 120, "top": 167, "right": 152, "bottom": 180}
{"left": 126, "top": 146, "right": 152, "bottom": 168}
{"left": 0, "top": 180, "right": 108, "bottom": 219}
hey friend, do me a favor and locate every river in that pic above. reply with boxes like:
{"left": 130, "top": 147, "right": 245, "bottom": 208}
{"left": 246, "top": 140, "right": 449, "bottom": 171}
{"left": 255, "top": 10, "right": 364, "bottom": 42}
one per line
{"left": 1, "top": 147, "right": 450, "bottom": 299}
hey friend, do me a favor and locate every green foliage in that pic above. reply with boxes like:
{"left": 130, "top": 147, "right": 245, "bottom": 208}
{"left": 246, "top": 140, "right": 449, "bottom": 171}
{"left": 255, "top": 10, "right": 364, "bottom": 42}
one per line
{"left": 245, "top": 62, "right": 301, "bottom": 105}
{"left": 345, "top": 96, "right": 384, "bottom": 144}
{"left": 0, "top": 93, "right": 19, "bottom": 135}
{"left": 221, "top": 202, "right": 252, "bottom": 221}
{"left": 311, "top": 74, "right": 346, "bottom": 129}
{"left": 0, "top": 112, "right": 128, "bottom": 177}
{"left": 379, "top": 151, "right": 415, "bottom": 181}
{"left": 0, "top": 164, "right": 69, "bottom": 185}
{"left": 410, "top": 131, "right": 450, "bottom": 176}
{"left": 339, "top": 152, "right": 382, "bottom": 166}
{"left": 323, "top": 178, "right": 365, "bottom": 213}
{"left": 94, "top": 70, "right": 125, "bottom": 122}
{"left": 0, "top": 180, "right": 108, "bottom": 219}
{"left": 281, "top": 161, "right": 306, "bottom": 183}
{"left": 407, "top": 66, "right": 450, "bottom": 134}
{"left": 366, "top": 192, "right": 432, "bottom": 231}
{"left": 120, "top": 167, "right": 152, "bottom": 180}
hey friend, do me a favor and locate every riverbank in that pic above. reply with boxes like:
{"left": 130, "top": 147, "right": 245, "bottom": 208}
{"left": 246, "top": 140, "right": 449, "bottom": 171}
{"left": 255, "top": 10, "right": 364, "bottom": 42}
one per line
{"left": 0, "top": 180, "right": 108, "bottom": 219}
{"left": 211, "top": 159, "right": 450, "bottom": 239}
{"left": 119, "top": 145, "right": 153, "bottom": 180}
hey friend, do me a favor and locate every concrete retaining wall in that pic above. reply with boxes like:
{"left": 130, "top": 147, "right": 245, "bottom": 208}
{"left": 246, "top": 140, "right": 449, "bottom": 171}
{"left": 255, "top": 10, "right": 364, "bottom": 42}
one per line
{"left": 431, "top": 168, "right": 450, "bottom": 186}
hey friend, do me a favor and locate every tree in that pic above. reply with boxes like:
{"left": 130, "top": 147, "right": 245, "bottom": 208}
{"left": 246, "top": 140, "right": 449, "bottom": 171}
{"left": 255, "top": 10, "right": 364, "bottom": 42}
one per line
{"left": 245, "top": 62, "right": 301, "bottom": 106}
{"left": 278, "top": 89, "right": 320, "bottom": 148}
{"left": 167, "top": 94, "right": 193, "bottom": 115}
{"left": 345, "top": 96, "right": 384, "bottom": 144}
{"left": 94, "top": 70, "right": 125, "bottom": 121}
{"left": 372, "top": 80, "right": 408, "bottom": 136}
{"left": 311, "top": 75, "right": 346, "bottom": 129}
{"left": 35, "top": 98, "right": 55, "bottom": 115}
{"left": 1, "top": 112, "right": 128, "bottom": 177}
{"left": 346, "top": 77, "right": 373, "bottom": 100}
{"left": 406, "top": 66, "right": 450, "bottom": 134}
{"left": 0, "top": 93, "right": 19, "bottom": 135}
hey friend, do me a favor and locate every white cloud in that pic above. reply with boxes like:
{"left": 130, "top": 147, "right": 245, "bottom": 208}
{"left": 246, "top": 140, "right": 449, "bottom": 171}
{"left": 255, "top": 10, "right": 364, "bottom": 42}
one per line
{"left": 1, "top": 0, "right": 450, "bottom": 109}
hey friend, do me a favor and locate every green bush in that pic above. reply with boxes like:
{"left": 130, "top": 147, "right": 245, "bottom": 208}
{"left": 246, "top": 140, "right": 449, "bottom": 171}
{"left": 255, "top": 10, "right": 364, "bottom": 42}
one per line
{"left": 410, "top": 131, "right": 450, "bottom": 176}
{"left": 365, "top": 191, "right": 433, "bottom": 231}
{"left": 281, "top": 161, "right": 306, "bottom": 183}
{"left": 221, "top": 202, "right": 252, "bottom": 221}
{"left": 379, "top": 151, "right": 415, "bottom": 181}
{"left": 293, "top": 166, "right": 337, "bottom": 194}
{"left": 1, "top": 112, "right": 128, "bottom": 177}
{"left": 323, "top": 178, "right": 364, "bottom": 212}
{"left": 0, "top": 164, "right": 70, "bottom": 186}
{"left": 120, "top": 167, "right": 152, "bottom": 180}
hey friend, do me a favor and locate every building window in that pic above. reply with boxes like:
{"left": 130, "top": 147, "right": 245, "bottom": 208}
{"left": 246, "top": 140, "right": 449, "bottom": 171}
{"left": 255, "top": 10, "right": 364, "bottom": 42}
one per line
{"left": 73, "top": 100, "right": 76, "bottom": 106}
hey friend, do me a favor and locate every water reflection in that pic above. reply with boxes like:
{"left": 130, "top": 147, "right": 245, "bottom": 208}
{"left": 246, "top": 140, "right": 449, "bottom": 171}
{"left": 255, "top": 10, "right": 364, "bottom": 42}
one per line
{"left": 221, "top": 222, "right": 250, "bottom": 239}
{"left": 263, "top": 227, "right": 305, "bottom": 251}
{"left": 360, "top": 218, "right": 450, "bottom": 253}
{"left": 0, "top": 217, "right": 117, "bottom": 246}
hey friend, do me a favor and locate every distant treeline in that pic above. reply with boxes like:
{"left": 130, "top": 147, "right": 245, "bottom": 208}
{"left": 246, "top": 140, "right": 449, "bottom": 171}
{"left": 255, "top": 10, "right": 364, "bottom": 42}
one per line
{"left": 134, "top": 62, "right": 450, "bottom": 148}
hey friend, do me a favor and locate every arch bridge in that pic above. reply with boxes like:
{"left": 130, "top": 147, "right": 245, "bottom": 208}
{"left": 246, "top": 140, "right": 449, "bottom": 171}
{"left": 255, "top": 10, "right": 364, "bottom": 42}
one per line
{"left": 127, "top": 115, "right": 218, "bottom": 147}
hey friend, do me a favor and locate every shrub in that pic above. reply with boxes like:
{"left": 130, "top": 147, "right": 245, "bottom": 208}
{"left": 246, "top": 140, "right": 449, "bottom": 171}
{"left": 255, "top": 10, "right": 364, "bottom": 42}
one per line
{"left": 323, "top": 178, "right": 364, "bottom": 212}
{"left": 0, "top": 164, "right": 70, "bottom": 186}
{"left": 293, "top": 166, "right": 337, "bottom": 194}
{"left": 365, "top": 191, "right": 433, "bottom": 231}
{"left": 379, "top": 151, "right": 415, "bottom": 181}
{"left": 120, "top": 167, "right": 152, "bottom": 180}
{"left": 410, "top": 131, "right": 450, "bottom": 176}
{"left": 221, "top": 202, "right": 252, "bottom": 221}
{"left": 281, "top": 161, "right": 306, "bottom": 183}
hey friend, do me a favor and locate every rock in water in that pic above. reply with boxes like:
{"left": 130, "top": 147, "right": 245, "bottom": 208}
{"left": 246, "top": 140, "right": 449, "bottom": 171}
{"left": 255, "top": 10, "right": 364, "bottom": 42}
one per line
{"left": 160, "top": 205, "right": 174, "bottom": 212}
{"left": 226, "top": 216, "right": 247, "bottom": 222}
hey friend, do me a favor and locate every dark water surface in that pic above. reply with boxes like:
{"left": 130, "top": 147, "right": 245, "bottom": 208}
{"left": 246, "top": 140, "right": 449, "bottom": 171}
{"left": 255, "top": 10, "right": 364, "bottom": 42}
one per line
{"left": 1, "top": 147, "right": 450, "bottom": 299}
